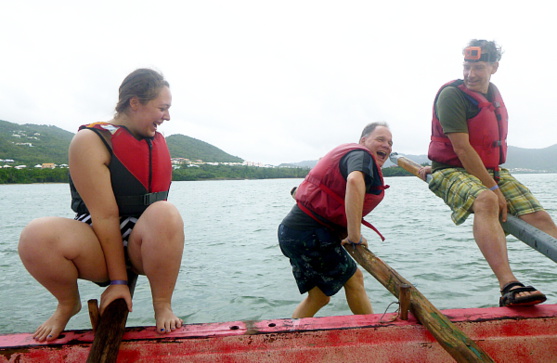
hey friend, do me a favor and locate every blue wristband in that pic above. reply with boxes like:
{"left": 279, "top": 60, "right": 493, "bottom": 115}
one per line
{"left": 110, "top": 280, "right": 128, "bottom": 285}
{"left": 489, "top": 184, "right": 499, "bottom": 191}
{"left": 348, "top": 236, "right": 363, "bottom": 245}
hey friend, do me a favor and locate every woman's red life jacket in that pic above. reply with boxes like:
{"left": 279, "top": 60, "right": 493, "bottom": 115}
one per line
{"left": 70, "top": 122, "right": 172, "bottom": 216}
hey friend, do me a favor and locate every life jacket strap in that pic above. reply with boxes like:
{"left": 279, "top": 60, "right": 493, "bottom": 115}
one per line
{"left": 116, "top": 191, "right": 169, "bottom": 206}
{"left": 491, "top": 166, "right": 500, "bottom": 183}
{"left": 296, "top": 201, "right": 385, "bottom": 242}
{"left": 362, "top": 219, "right": 385, "bottom": 241}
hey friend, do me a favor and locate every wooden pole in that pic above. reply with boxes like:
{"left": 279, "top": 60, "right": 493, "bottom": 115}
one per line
{"left": 86, "top": 271, "right": 138, "bottom": 363}
{"left": 345, "top": 245, "right": 494, "bottom": 362}
{"left": 389, "top": 153, "right": 557, "bottom": 263}
{"left": 88, "top": 299, "right": 100, "bottom": 332}
{"left": 398, "top": 284, "right": 411, "bottom": 320}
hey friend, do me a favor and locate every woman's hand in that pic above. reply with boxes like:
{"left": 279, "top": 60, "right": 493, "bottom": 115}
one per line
{"left": 100, "top": 284, "right": 133, "bottom": 314}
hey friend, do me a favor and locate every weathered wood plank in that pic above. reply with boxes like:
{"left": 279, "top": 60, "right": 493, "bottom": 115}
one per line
{"left": 86, "top": 272, "right": 138, "bottom": 363}
{"left": 345, "top": 245, "right": 494, "bottom": 362}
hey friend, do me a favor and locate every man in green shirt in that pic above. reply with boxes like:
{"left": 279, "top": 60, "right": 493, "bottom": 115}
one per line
{"left": 425, "top": 40, "right": 557, "bottom": 307}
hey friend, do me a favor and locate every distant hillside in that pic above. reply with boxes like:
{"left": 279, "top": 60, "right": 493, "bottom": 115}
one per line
{"left": 389, "top": 148, "right": 557, "bottom": 172}
{"left": 2, "top": 119, "right": 556, "bottom": 171}
{"left": 279, "top": 160, "right": 317, "bottom": 168}
{"left": 504, "top": 145, "right": 557, "bottom": 172}
{"left": 0, "top": 120, "right": 74, "bottom": 165}
{"left": 0, "top": 120, "right": 242, "bottom": 165}
{"left": 282, "top": 153, "right": 430, "bottom": 169}
{"left": 283, "top": 147, "right": 557, "bottom": 172}
{"left": 165, "top": 134, "right": 242, "bottom": 163}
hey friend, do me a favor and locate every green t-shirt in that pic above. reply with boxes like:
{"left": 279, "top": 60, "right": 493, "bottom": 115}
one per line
{"left": 431, "top": 85, "right": 488, "bottom": 171}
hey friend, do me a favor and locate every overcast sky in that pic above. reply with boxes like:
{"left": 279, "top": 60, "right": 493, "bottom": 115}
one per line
{"left": 1, "top": 1, "right": 555, "bottom": 165}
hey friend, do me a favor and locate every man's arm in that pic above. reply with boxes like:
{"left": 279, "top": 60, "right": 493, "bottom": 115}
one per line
{"left": 447, "top": 132, "right": 507, "bottom": 221}
{"left": 342, "top": 170, "right": 368, "bottom": 247}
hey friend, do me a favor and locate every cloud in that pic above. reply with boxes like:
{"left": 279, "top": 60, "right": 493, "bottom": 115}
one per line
{"left": 1, "top": 0, "right": 556, "bottom": 165}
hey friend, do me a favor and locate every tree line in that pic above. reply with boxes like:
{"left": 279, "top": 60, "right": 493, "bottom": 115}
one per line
{"left": 0, "top": 164, "right": 411, "bottom": 184}
{"left": 0, "top": 167, "right": 70, "bottom": 184}
{"left": 0, "top": 165, "right": 311, "bottom": 184}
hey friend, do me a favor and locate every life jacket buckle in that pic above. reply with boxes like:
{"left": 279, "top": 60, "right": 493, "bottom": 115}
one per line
{"left": 143, "top": 193, "right": 157, "bottom": 205}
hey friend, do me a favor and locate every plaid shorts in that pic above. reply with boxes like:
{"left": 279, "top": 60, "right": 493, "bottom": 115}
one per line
{"left": 278, "top": 224, "right": 357, "bottom": 296}
{"left": 429, "top": 167, "right": 545, "bottom": 225}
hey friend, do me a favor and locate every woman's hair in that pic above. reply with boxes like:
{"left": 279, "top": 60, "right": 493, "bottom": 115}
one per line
{"left": 115, "top": 68, "right": 169, "bottom": 114}
{"left": 465, "top": 39, "right": 503, "bottom": 62}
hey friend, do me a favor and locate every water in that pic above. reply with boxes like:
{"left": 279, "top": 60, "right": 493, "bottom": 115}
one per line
{"left": 1, "top": 174, "right": 556, "bottom": 335}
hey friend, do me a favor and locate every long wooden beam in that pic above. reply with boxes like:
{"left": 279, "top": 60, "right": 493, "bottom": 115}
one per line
{"left": 345, "top": 245, "right": 494, "bottom": 362}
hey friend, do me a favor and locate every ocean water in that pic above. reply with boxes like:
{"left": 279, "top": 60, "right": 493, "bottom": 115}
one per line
{"left": 1, "top": 174, "right": 556, "bottom": 335}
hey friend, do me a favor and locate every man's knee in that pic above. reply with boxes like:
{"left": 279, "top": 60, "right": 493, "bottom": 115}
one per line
{"left": 520, "top": 210, "right": 557, "bottom": 230}
{"left": 345, "top": 269, "right": 365, "bottom": 291}
{"left": 315, "top": 294, "right": 331, "bottom": 307}
{"left": 352, "top": 268, "right": 365, "bottom": 283}
{"left": 308, "top": 287, "right": 331, "bottom": 307}
{"left": 523, "top": 210, "right": 552, "bottom": 222}
{"left": 472, "top": 190, "right": 499, "bottom": 214}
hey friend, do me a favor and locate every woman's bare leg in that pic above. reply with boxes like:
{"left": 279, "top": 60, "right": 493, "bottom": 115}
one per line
{"left": 18, "top": 217, "right": 108, "bottom": 341}
{"left": 128, "top": 202, "right": 185, "bottom": 333}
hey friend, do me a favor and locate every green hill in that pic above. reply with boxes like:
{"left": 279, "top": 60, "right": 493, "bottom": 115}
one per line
{"left": 0, "top": 120, "right": 243, "bottom": 165}
{"left": 504, "top": 145, "right": 557, "bottom": 172}
{"left": 0, "top": 120, "right": 74, "bottom": 165}
{"left": 2, "top": 119, "right": 556, "bottom": 171}
{"left": 165, "top": 134, "right": 243, "bottom": 163}
{"left": 286, "top": 147, "right": 557, "bottom": 172}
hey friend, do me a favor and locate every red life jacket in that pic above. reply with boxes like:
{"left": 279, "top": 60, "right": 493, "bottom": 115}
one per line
{"left": 295, "top": 143, "right": 388, "bottom": 240}
{"left": 71, "top": 122, "right": 172, "bottom": 216}
{"left": 428, "top": 80, "right": 508, "bottom": 169}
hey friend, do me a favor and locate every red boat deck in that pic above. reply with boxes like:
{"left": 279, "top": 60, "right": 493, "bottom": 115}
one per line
{"left": 2, "top": 304, "right": 557, "bottom": 362}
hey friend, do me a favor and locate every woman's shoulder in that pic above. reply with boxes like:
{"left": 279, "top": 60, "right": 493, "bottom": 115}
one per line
{"left": 70, "top": 126, "right": 111, "bottom": 161}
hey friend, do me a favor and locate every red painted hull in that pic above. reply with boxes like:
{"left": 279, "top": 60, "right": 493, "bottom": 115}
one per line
{"left": 2, "top": 304, "right": 557, "bottom": 362}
